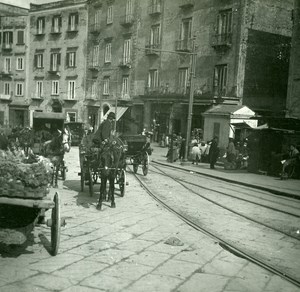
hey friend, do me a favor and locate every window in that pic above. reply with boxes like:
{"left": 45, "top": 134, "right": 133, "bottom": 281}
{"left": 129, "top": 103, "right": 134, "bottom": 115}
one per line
{"left": 17, "top": 31, "right": 24, "bottom": 44}
{"left": 93, "top": 9, "right": 101, "bottom": 29}
{"left": 68, "top": 81, "right": 76, "bottom": 99}
{"left": 51, "top": 80, "right": 59, "bottom": 95}
{"left": 67, "top": 51, "right": 76, "bottom": 68}
{"left": 180, "top": 18, "right": 192, "bottom": 41}
{"left": 213, "top": 122, "right": 220, "bottom": 138}
{"left": 91, "top": 80, "right": 97, "bottom": 98}
{"left": 52, "top": 15, "right": 62, "bottom": 33}
{"left": 103, "top": 77, "right": 110, "bottom": 95}
{"left": 107, "top": 5, "right": 113, "bottom": 24}
{"left": 178, "top": 68, "right": 188, "bottom": 94}
{"left": 35, "top": 53, "right": 43, "bottom": 68}
{"left": 105, "top": 42, "right": 111, "bottom": 63}
{"left": 50, "top": 53, "right": 61, "bottom": 71}
{"left": 16, "top": 83, "right": 24, "bottom": 96}
{"left": 125, "top": 0, "right": 133, "bottom": 21}
{"left": 148, "top": 69, "right": 159, "bottom": 88}
{"left": 217, "top": 9, "right": 232, "bottom": 36}
{"left": 213, "top": 64, "right": 228, "bottom": 96}
{"left": 122, "top": 76, "right": 129, "bottom": 97}
{"left": 150, "top": 24, "right": 160, "bottom": 47}
{"left": 93, "top": 45, "right": 100, "bottom": 66}
{"left": 16, "top": 57, "right": 24, "bottom": 70}
{"left": 36, "top": 81, "right": 43, "bottom": 98}
{"left": 66, "top": 112, "right": 76, "bottom": 122}
{"left": 4, "top": 82, "right": 10, "bottom": 95}
{"left": 3, "top": 31, "right": 13, "bottom": 46}
{"left": 123, "top": 39, "right": 131, "bottom": 64}
{"left": 68, "top": 13, "right": 79, "bottom": 31}
{"left": 4, "top": 57, "right": 11, "bottom": 73}
{"left": 36, "top": 17, "right": 45, "bottom": 34}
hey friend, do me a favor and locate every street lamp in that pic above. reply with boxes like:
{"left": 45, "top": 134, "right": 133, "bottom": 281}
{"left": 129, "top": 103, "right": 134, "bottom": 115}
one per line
{"left": 182, "top": 38, "right": 197, "bottom": 163}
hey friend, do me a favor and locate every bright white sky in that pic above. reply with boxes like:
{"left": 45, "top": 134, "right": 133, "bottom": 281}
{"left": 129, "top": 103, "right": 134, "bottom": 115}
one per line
{"left": 1, "top": 0, "right": 61, "bottom": 9}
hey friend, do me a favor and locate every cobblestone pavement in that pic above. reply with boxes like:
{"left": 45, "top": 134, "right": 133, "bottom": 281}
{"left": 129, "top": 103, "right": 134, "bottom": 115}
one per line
{"left": 0, "top": 147, "right": 299, "bottom": 292}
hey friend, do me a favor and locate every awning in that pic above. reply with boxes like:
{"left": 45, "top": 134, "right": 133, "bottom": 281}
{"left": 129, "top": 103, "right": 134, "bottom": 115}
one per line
{"left": 230, "top": 122, "right": 252, "bottom": 129}
{"left": 102, "top": 107, "right": 128, "bottom": 121}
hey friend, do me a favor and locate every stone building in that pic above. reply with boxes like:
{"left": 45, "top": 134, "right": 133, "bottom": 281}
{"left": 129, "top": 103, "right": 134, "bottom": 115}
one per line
{"left": 286, "top": 0, "right": 300, "bottom": 119}
{"left": 0, "top": 3, "right": 28, "bottom": 127}
{"left": 27, "top": 0, "right": 88, "bottom": 125}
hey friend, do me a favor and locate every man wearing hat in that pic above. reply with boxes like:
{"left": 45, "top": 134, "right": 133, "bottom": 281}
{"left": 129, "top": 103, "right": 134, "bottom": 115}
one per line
{"left": 93, "top": 111, "right": 116, "bottom": 146}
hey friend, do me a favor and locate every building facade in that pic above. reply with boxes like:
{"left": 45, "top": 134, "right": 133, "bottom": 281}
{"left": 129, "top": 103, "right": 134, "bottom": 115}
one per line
{"left": 27, "top": 0, "right": 88, "bottom": 125}
{"left": 286, "top": 0, "right": 300, "bottom": 119}
{"left": 0, "top": 4, "right": 28, "bottom": 127}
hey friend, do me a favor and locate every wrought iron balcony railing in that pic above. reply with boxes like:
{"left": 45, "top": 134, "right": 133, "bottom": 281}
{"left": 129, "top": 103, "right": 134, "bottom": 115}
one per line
{"left": 211, "top": 33, "right": 232, "bottom": 48}
{"left": 175, "top": 38, "right": 193, "bottom": 52}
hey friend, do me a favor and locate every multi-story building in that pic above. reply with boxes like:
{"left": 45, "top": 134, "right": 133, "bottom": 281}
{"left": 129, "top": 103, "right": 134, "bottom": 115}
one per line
{"left": 0, "top": 3, "right": 28, "bottom": 127}
{"left": 287, "top": 0, "right": 300, "bottom": 119}
{"left": 86, "top": 0, "right": 293, "bottom": 141}
{"left": 27, "top": 0, "right": 88, "bottom": 125}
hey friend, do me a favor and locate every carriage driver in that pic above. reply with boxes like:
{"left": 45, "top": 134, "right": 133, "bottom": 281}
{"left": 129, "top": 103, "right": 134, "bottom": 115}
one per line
{"left": 93, "top": 112, "right": 116, "bottom": 146}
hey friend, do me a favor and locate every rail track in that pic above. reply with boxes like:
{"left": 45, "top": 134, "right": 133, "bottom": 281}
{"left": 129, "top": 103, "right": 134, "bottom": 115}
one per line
{"left": 128, "top": 163, "right": 300, "bottom": 289}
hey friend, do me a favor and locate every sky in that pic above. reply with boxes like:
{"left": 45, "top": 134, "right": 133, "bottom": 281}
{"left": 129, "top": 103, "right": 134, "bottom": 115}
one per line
{"left": 1, "top": 0, "right": 61, "bottom": 9}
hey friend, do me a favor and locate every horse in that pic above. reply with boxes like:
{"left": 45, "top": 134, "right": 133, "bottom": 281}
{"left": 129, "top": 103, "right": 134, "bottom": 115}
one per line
{"left": 42, "top": 128, "right": 71, "bottom": 187}
{"left": 96, "top": 136, "right": 126, "bottom": 210}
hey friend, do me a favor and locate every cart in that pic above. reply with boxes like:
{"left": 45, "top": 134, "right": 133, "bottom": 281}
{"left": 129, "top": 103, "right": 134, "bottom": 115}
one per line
{"left": 120, "top": 134, "right": 152, "bottom": 176}
{"left": 0, "top": 191, "right": 63, "bottom": 256}
{"left": 32, "top": 112, "right": 69, "bottom": 182}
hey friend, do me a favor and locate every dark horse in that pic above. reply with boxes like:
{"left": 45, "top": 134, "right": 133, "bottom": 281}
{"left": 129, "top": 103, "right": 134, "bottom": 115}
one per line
{"left": 96, "top": 136, "right": 126, "bottom": 210}
{"left": 42, "top": 128, "right": 71, "bottom": 187}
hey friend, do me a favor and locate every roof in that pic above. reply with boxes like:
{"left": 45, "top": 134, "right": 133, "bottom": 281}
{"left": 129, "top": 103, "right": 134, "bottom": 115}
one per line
{"left": 203, "top": 104, "right": 255, "bottom": 117}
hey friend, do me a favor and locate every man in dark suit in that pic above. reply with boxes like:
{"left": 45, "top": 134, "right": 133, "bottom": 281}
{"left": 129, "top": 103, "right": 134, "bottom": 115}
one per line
{"left": 93, "top": 112, "right": 116, "bottom": 146}
{"left": 209, "top": 136, "right": 219, "bottom": 169}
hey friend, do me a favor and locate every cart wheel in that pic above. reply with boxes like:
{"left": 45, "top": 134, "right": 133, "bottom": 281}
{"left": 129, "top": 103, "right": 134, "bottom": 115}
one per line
{"left": 61, "top": 166, "right": 66, "bottom": 181}
{"left": 80, "top": 169, "right": 85, "bottom": 192}
{"left": 88, "top": 169, "right": 93, "bottom": 197}
{"left": 51, "top": 192, "right": 61, "bottom": 256}
{"left": 142, "top": 153, "right": 149, "bottom": 176}
{"left": 133, "top": 158, "right": 138, "bottom": 174}
{"left": 119, "top": 169, "right": 126, "bottom": 197}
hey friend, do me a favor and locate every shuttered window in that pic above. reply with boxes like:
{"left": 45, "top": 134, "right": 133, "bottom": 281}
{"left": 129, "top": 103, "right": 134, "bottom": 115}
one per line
{"left": 17, "top": 31, "right": 24, "bottom": 44}
{"left": 105, "top": 42, "right": 111, "bottom": 63}
{"left": 123, "top": 39, "right": 131, "bottom": 64}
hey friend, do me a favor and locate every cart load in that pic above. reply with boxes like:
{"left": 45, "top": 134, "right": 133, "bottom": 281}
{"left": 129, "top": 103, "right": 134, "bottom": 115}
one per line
{"left": 0, "top": 149, "right": 52, "bottom": 199}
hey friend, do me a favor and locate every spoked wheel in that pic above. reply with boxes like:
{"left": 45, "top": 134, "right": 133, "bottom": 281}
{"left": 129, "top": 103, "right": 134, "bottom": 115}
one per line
{"left": 51, "top": 192, "right": 61, "bottom": 256}
{"left": 133, "top": 160, "right": 138, "bottom": 174}
{"left": 142, "top": 152, "right": 149, "bottom": 176}
{"left": 119, "top": 169, "right": 126, "bottom": 197}
{"left": 88, "top": 169, "right": 93, "bottom": 197}
{"left": 80, "top": 168, "right": 85, "bottom": 191}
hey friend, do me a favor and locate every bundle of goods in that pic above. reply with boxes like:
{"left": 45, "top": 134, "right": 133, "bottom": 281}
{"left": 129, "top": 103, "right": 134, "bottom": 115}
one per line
{"left": 0, "top": 149, "right": 53, "bottom": 199}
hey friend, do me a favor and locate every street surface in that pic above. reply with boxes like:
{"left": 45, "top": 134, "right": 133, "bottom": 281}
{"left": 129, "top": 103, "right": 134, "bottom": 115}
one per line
{"left": 0, "top": 146, "right": 299, "bottom": 292}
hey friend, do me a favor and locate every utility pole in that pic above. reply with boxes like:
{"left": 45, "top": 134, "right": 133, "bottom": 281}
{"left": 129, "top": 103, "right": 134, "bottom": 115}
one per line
{"left": 182, "top": 38, "right": 197, "bottom": 163}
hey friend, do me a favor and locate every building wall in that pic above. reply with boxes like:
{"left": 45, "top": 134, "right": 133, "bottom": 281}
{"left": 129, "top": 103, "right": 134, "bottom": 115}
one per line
{"left": 27, "top": 0, "right": 88, "bottom": 125}
{"left": 0, "top": 13, "right": 29, "bottom": 127}
{"left": 286, "top": 0, "right": 300, "bottom": 119}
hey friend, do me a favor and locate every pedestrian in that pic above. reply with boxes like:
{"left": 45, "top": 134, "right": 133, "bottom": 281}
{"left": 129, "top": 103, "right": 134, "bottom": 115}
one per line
{"left": 92, "top": 112, "right": 115, "bottom": 146}
{"left": 209, "top": 136, "right": 219, "bottom": 169}
{"left": 179, "top": 138, "right": 186, "bottom": 160}
{"left": 191, "top": 143, "right": 201, "bottom": 165}
{"left": 199, "top": 141, "right": 207, "bottom": 162}
{"left": 226, "top": 137, "right": 236, "bottom": 163}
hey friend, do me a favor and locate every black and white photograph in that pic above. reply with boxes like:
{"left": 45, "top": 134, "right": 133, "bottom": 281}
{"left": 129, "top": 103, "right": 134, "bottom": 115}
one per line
{"left": 0, "top": 0, "right": 300, "bottom": 291}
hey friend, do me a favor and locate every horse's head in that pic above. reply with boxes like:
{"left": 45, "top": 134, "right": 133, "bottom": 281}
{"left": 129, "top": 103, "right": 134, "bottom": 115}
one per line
{"left": 62, "top": 128, "right": 71, "bottom": 153}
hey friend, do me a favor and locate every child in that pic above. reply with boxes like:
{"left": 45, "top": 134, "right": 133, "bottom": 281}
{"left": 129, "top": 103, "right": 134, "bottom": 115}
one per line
{"left": 191, "top": 143, "right": 201, "bottom": 165}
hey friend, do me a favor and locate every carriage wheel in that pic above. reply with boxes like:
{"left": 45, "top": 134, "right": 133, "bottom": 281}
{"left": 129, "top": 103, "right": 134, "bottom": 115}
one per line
{"left": 51, "top": 192, "right": 61, "bottom": 256}
{"left": 133, "top": 158, "right": 139, "bottom": 174}
{"left": 61, "top": 166, "right": 66, "bottom": 181}
{"left": 88, "top": 169, "right": 94, "bottom": 197}
{"left": 142, "top": 153, "right": 149, "bottom": 176}
{"left": 119, "top": 169, "right": 126, "bottom": 197}
{"left": 80, "top": 169, "right": 85, "bottom": 191}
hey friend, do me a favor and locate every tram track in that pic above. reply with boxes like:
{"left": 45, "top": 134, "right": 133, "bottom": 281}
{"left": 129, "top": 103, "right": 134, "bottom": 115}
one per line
{"left": 128, "top": 165, "right": 300, "bottom": 289}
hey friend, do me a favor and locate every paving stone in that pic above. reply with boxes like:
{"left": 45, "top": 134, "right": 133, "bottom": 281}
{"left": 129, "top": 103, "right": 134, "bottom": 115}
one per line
{"left": 29, "top": 253, "right": 83, "bottom": 273}
{"left": 152, "top": 259, "right": 200, "bottom": 279}
{"left": 23, "top": 273, "right": 73, "bottom": 291}
{"left": 263, "top": 275, "right": 300, "bottom": 292}
{"left": 62, "top": 285, "right": 105, "bottom": 292}
{"left": 137, "top": 230, "right": 170, "bottom": 242}
{"left": 116, "top": 239, "right": 154, "bottom": 253}
{"left": 67, "top": 240, "right": 116, "bottom": 256}
{"left": 173, "top": 248, "right": 220, "bottom": 265}
{"left": 81, "top": 274, "right": 132, "bottom": 292}
{"left": 101, "top": 261, "right": 153, "bottom": 280}
{"left": 0, "top": 268, "right": 38, "bottom": 287}
{"left": 61, "top": 226, "right": 96, "bottom": 237}
{"left": 127, "top": 274, "right": 183, "bottom": 291}
{"left": 85, "top": 248, "right": 135, "bottom": 265}
{"left": 101, "top": 231, "right": 133, "bottom": 244}
{"left": 176, "top": 273, "right": 229, "bottom": 292}
{"left": 52, "top": 260, "right": 108, "bottom": 282}
{"left": 146, "top": 242, "right": 185, "bottom": 255}
{"left": 125, "top": 250, "right": 172, "bottom": 267}
{"left": 0, "top": 283, "right": 51, "bottom": 292}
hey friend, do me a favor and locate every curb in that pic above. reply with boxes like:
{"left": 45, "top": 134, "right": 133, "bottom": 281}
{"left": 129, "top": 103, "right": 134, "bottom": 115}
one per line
{"left": 152, "top": 159, "right": 300, "bottom": 200}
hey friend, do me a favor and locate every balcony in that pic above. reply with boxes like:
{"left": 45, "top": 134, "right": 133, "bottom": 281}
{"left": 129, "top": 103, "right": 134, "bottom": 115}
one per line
{"left": 145, "top": 43, "right": 160, "bottom": 55}
{"left": 31, "top": 95, "right": 43, "bottom": 100}
{"left": 120, "top": 14, "right": 134, "bottom": 26}
{"left": 1, "top": 70, "right": 13, "bottom": 77}
{"left": 67, "top": 25, "right": 78, "bottom": 33}
{"left": 88, "top": 63, "right": 100, "bottom": 71}
{"left": 145, "top": 86, "right": 160, "bottom": 94}
{"left": 90, "top": 23, "right": 101, "bottom": 34}
{"left": 35, "top": 29, "right": 45, "bottom": 36}
{"left": 211, "top": 33, "right": 232, "bottom": 49}
{"left": 48, "top": 66, "right": 61, "bottom": 74}
{"left": 86, "top": 94, "right": 98, "bottom": 100}
{"left": 148, "top": 4, "right": 161, "bottom": 15}
{"left": 179, "top": 0, "right": 194, "bottom": 9}
{"left": 50, "top": 26, "right": 62, "bottom": 34}
{"left": 2, "top": 43, "right": 12, "bottom": 51}
{"left": 175, "top": 38, "right": 193, "bottom": 52}
{"left": 119, "top": 58, "right": 132, "bottom": 68}
{"left": 0, "top": 94, "right": 11, "bottom": 101}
